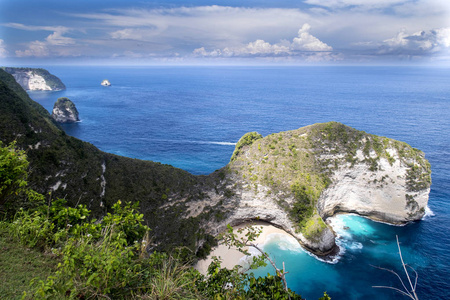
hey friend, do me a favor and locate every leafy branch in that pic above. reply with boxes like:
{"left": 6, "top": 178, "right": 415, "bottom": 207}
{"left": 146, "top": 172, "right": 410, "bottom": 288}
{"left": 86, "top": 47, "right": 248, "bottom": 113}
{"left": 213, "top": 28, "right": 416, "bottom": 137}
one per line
{"left": 220, "top": 223, "right": 290, "bottom": 292}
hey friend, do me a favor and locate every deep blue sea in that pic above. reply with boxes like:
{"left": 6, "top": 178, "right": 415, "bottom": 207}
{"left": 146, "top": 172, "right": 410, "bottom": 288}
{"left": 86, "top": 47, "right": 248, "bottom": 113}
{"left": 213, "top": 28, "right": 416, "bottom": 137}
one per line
{"left": 30, "top": 66, "right": 450, "bottom": 299}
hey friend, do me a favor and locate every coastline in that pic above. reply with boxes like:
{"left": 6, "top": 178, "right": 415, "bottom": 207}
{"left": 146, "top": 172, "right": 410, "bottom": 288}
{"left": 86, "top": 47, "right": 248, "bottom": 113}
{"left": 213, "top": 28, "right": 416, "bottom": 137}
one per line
{"left": 195, "top": 221, "right": 295, "bottom": 274}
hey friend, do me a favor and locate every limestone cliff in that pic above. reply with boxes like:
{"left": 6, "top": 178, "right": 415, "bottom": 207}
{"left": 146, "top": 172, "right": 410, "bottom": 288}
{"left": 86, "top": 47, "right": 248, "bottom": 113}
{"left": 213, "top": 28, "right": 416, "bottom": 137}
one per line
{"left": 51, "top": 97, "right": 79, "bottom": 123}
{"left": 192, "top": 122, "right": 431, "bottom": 256}
{"left": 2, "top": 67, "right": 65, "bottom": 91}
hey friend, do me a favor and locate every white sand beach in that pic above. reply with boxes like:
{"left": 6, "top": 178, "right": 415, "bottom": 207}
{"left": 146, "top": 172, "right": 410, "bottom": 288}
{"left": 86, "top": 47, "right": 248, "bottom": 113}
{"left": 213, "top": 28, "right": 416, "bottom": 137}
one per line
{"left": 195, "top": 222, "right": 296, "bottom": 274}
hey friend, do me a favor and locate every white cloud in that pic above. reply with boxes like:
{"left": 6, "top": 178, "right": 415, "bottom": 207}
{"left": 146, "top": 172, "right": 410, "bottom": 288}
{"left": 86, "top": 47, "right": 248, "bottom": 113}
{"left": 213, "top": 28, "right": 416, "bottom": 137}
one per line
{"left": 291, "top": 24, "right": 333, "bottom": 51}
{"left": 46, "top": 31, "right": 75, "bottom": 46}
{"left": 379, "top": 27, "right": 450, "bottom": 55}
{"left": 16, "top": 41, "right": 49, "bottom": 57}
{"left": 193, "top": 23, "right": 334, "bottom": 61}
{"left": 0, "top": 40, "right": 8, "bottom": 58}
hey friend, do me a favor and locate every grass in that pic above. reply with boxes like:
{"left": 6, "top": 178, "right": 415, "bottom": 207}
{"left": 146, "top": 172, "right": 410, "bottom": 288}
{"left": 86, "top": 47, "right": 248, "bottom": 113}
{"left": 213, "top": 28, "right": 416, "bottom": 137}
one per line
{"left": 0, "top": 226, "right": 58, "bottom": 299}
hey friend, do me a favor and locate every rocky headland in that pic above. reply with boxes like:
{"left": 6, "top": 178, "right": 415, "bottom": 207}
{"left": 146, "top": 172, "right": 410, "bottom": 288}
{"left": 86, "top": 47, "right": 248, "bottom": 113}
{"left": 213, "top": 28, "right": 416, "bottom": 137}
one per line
{"left": 51, "top": 97, "right": 80, "bottom": 123}
{"left": 2, "top": 67, "right": 65, "bottom": 91}
{"left": 192, "top": 123, "right": 431, "bottom": 256}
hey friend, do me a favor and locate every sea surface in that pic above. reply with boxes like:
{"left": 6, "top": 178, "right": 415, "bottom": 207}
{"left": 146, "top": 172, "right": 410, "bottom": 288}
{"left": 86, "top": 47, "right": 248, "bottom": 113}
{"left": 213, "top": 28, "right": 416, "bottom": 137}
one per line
{"left": 30, "top": 66, "right": 450, "bottom": 299}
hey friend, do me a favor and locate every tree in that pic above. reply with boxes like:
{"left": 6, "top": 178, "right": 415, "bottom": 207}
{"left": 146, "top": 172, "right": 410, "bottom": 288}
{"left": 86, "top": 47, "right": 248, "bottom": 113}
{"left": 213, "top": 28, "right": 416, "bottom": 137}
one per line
{"left": 0, "top": 141, "right": 29, "bottom": 207}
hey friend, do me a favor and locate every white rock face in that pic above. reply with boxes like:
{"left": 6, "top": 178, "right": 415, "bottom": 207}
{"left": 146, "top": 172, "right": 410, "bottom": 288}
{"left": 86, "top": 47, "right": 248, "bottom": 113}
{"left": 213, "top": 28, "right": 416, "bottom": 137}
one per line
{"left": 318, "top": 149, "right": 429, "bottom": 223}
{"left": 13, "top": 71, "right": 52, "bottom": 91}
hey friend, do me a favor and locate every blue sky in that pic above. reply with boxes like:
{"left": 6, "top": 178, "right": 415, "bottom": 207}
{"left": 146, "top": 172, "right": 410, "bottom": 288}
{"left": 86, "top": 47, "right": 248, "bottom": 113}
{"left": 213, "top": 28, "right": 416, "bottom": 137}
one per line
{"left": 1, "top": 0, "right": 450, "bottom": 65}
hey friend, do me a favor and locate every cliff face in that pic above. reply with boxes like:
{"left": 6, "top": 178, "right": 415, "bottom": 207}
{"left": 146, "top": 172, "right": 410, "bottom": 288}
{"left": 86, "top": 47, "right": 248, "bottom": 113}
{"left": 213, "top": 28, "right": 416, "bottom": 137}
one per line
{"left": 51, "top": 97, "right": 79, "bottom": 123}
{"left": 2, "top": 67, "right": 66, "bottom": 91}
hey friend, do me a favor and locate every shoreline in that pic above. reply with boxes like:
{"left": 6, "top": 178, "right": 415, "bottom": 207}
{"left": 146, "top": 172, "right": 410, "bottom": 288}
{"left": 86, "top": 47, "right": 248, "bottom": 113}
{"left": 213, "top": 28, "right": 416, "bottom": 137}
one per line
{"left": 194, "top": 221, "right": 295, "bottom": 274}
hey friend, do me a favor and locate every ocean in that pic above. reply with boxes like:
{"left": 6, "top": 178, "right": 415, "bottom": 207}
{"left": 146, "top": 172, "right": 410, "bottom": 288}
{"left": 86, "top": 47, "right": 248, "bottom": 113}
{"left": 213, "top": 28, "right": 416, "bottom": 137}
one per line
{"left": 30, "top": 66, "right": 450, "bottom": 299}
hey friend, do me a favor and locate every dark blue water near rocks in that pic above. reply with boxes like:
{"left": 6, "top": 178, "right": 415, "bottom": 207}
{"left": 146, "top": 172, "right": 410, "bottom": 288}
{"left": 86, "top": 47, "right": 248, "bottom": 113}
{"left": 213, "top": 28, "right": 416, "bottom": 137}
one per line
{"left": 30, "top": 66, "right": 450, "bottom": 299}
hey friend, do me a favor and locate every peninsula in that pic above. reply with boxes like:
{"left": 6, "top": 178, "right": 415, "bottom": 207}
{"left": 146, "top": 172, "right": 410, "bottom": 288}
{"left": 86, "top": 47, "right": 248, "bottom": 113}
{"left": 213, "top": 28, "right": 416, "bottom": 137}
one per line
{"left": 0, "top": 68, "right": 431, "bottom": 258}
{"left": 2, "top": 67, "right": 66, "bottom": 91}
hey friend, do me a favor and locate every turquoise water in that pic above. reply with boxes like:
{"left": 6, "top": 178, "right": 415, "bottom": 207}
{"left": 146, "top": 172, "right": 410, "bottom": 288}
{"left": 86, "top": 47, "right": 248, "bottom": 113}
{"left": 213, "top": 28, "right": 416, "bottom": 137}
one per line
{"left": 29, "top": 66, "right": 450, "bottom": 299}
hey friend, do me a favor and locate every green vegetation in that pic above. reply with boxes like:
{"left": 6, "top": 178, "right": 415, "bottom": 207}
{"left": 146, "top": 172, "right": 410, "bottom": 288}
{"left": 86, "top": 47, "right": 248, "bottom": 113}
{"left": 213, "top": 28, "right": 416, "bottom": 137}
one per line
{"left": 231, "top": 132, "right": 263, "bottom": 162}
{"left": 301, "top": 214, "right": 327, "bottom": 242}
{"left": 0, "top": 141, "right": 29, "bottom": 206}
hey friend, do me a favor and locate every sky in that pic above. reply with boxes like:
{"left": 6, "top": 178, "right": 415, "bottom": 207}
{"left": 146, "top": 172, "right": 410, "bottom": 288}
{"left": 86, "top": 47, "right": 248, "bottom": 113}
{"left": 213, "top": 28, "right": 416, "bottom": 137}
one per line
{"left": 1, "top": 0, "right": 450, "bottom": 65}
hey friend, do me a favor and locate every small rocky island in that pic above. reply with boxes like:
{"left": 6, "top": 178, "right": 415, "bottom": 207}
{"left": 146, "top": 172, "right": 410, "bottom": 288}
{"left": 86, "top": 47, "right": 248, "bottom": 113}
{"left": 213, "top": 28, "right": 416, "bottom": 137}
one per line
{"left": 101, "top": 79, "right": 111, "bottom": 86}
{"left": 2, "top": 67, "right": 65, "bottom": 91}
{"left": 51, "top": 97, "right": 79, "bottom": 123}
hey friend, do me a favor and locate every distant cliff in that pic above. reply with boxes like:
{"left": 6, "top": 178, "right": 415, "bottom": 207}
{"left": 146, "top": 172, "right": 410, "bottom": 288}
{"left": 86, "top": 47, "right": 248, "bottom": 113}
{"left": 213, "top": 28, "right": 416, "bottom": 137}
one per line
{"left": 2, "top": 67, "right": 65, "bottom": 91}
{"left": 0, "top": 68, "right": 431, "bottom": 258}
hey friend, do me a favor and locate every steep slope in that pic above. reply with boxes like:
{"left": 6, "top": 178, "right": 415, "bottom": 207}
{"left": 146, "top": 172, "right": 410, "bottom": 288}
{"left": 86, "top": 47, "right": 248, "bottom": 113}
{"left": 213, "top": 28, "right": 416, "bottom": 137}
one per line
{"left": 0, "top": 69, "right": 218, "bottom": 254}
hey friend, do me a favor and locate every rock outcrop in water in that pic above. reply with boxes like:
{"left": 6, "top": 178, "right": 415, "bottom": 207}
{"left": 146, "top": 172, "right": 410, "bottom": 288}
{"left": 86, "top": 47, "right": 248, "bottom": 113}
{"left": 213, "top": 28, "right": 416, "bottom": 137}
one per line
{"left": 51, "top": 97, "right": 79, "bottom": 123}
{"left": 2, "top": 67, "right": 65, "bottom": 91}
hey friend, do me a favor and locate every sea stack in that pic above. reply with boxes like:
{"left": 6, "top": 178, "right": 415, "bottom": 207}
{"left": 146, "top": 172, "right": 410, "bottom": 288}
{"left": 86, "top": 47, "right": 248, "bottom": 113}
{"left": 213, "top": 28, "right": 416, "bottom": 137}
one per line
{"left": 51, "top": 97, "right": 80, "bottom": 123}
{"left": 101, "top": 79, "right": 111, "bottom": 86}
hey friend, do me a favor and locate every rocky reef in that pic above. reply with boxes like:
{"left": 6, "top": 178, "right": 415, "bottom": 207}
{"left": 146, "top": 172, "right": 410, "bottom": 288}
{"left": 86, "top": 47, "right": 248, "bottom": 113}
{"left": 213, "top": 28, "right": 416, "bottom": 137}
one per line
{"left": 51, "top": 97, "right": 79, "bottom": 123}
{"left": 2, "top": 67, "right": 65, "bottom": 91}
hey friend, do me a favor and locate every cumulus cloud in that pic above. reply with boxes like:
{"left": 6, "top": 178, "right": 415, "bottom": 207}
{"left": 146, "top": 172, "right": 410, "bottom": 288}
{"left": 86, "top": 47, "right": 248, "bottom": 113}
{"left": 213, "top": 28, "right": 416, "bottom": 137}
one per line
{"left": 0, "top": 40, "right": 8, "bottom": 58}
{"left": 193, "top": 23, "right": 336, "bottom": 61}
{"left": 379, "top": 27, "right": 450, "bottom": 55}
{"left": 291, "top": 24, "right": 333, "bottom": 51}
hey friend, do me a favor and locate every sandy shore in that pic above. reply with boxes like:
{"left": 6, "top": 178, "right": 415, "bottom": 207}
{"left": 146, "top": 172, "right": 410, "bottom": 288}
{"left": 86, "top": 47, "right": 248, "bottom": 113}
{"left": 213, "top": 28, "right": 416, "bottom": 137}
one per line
{"left": 195, "top": 222, "right": 295, "bottom": 274}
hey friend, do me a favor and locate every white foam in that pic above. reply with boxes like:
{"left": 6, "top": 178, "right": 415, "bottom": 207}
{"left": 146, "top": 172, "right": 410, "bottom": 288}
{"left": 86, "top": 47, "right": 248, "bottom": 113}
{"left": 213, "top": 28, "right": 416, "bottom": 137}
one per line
{"left": 422, "top": 206, "right": 435, "bottom": 220}
{"left": 205, "top": 141, "right": 236, "bottom": 146}
{"left": 264, "top": 233, "right": 303, "bottom": 253}
{"left": 349, "top": 242, "right": 363, "bottom": 250}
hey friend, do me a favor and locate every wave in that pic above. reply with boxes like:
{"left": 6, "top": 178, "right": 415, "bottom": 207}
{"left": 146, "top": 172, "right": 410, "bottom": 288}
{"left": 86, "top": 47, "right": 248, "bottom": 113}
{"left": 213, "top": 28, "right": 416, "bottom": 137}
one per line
{"left": 135, "top": 137, "right": 236, "bottom": 146}
{"left": 199, "top": 141, "right": 236, "bottom": 146}
{"left": 422, "top": 205, "right": 435, "bottom": 220}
